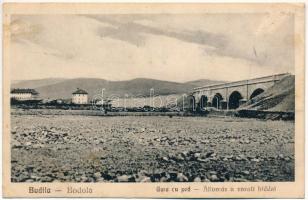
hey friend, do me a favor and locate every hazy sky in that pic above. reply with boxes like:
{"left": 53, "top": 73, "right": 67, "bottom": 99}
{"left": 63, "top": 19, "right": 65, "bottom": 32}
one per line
{"left": 10, "top": 13, "right": 294, "bottom": 82}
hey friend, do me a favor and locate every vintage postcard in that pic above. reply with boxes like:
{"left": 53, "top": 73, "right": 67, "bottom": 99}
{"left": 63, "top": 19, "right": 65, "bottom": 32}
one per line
{"left": 2, "top": 3, "right": 305, "bottom": 198}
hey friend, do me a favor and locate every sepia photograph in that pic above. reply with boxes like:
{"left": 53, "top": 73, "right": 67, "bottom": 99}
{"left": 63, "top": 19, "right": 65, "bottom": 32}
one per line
{"left": 2, "top": 3, "right": 305, "bottom": 198}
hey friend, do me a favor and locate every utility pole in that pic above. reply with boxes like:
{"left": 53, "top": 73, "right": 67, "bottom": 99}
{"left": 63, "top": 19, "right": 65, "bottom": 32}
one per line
{"left": 101, "top": 88, "right": 105, "bottom": 111}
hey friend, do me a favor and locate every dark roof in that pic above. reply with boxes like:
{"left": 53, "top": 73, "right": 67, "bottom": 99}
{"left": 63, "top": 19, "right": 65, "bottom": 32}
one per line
{"left": 72, "top": 88, "right": 88, "bottom": 95}
{"left": 11, "top": 88, "right": 39, "bottom": 95}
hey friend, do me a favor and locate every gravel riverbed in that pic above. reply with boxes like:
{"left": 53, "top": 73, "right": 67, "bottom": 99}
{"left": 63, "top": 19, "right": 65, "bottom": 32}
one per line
{"left": 11, "top": 114, "right": 294, "bottom": 182}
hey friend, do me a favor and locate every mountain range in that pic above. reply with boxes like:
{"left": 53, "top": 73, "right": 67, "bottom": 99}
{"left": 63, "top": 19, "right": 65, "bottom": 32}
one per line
{"left": 11, "top": 78, "right": 225, "bottom": 99}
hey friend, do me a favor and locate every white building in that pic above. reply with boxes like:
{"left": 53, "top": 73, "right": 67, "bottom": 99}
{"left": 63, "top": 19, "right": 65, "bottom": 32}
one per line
{"left": 10, "top": 88, "right": 39, "bottom": 100}
{"left": 72, "top": 88, "right": 88, "bottom": 104}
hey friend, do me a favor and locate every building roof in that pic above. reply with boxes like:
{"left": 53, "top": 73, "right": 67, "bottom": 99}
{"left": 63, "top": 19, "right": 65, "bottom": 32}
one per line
{"left": 72, "top": 88, "right": 88, "bottom": 95}
{"left": 11, "top": 88, "right": 39, "bottom": 95}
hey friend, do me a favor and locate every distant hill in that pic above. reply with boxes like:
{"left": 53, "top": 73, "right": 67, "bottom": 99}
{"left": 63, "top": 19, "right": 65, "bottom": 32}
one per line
{"left": 185, "top": 79, "right": 225, "bottom": 87}
{"left": 11, "top": 80, "right": 23, "bottom": 85}
{"left": 11, "top": 78, "right": 67, "bottom": 89}
{"left": 11, "top": 77, "right": 224, "bottom": 99}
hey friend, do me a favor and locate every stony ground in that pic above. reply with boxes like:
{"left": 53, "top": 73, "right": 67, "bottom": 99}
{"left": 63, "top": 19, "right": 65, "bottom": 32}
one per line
{"left": 11, "top": 114, "right": 294, "bottom": 182}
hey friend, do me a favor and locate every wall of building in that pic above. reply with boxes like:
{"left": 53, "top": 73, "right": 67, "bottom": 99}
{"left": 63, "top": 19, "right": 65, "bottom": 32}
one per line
{"left": 11, "top": 93, "right": 33, "bottom": 100}
{"left": 72, "top": 94, "right": 88, "bottom": 104}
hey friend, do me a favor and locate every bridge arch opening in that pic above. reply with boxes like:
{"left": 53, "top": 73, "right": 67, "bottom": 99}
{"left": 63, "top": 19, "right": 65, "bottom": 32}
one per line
{"left": 188, "top": 95, "right": 196, "bottom": 111}
{"left": 199, "top": 95, "right": 208, "bottom": 109}
{"left": 212, "top": 93, "right": 223, "bottom": 109}
{"left": 250, "top": 88, "right": 265, "bottom": 99}
{"left": 228, "top": 91, "right": 243, "bottom": 109}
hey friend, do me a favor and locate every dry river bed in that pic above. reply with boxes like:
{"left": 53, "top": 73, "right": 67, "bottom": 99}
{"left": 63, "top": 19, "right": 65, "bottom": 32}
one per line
{"left": 11, "top": 114, "right": 294, "bottom": 182}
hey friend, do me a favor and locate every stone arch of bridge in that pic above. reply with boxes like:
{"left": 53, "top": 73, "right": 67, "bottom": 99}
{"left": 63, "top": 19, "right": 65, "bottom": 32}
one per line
{"left": 248, "top": 84, "right": 268, "bottom": 99}
{"left": 198, "top": 95, "right": 208, "bottom": 109}
{"left": 228, "top": 91, "right": 243, "bottom": 109}
{"left": 211, "top": 93, "right": 223, "bottom": 109}
{"left": 250, "top": 88, "right": 265, "bottom": 99}
{"left": 186, "top": 95, "right": 196, "bottom": 111}
{"left": 227, "top": 86, "right": 247, "bottom": 100}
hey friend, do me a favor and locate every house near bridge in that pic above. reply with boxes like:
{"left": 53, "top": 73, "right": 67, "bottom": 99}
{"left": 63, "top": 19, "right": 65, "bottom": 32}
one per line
{"left": 10, "top": 88, "right": 39, "bottom": 100}
{"left": 72, "top": 88, "right": 88, "bottom": 104}
{"left": 189, "top": 73, "right": 289, "bottom": 110}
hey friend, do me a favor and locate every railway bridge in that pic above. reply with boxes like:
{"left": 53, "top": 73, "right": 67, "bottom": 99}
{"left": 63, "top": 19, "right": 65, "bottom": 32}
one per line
{"left": 189, "top": 73, "right": 289, "bottom": 110}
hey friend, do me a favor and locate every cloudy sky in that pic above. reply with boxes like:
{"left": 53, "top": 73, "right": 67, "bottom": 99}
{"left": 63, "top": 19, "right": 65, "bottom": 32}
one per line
{"left": 10, "top": 13, "right": 294, "bottom": 82}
